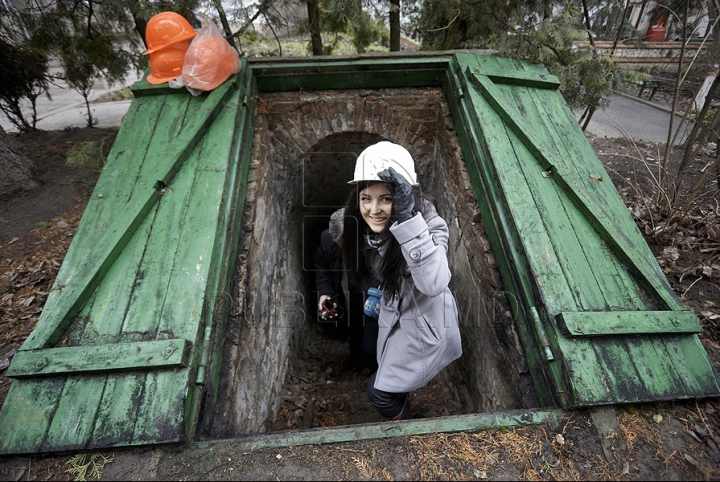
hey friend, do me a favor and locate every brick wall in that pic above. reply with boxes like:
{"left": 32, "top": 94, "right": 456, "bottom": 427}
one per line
{"left": 212, "top": 87, "right": 531, "bottom": 436}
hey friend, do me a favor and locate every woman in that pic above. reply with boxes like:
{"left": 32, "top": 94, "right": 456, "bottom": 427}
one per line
{"left": 339, "top": 141, "right": 462, "bottom": 420}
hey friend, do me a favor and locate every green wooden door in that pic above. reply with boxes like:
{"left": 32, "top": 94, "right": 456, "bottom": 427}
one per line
{"left": 0, "top": 65, "right": 255, "bottom": 455}
{"left": 450, "top": 52, "right": 720, "bottom": 408}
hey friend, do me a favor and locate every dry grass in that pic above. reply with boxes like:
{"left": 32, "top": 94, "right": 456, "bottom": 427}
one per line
{"left": 65, "top": 138, "right": 113, "bottom": 168}
{"left": 406, "top": 420, "right": 613, "bottom": 481}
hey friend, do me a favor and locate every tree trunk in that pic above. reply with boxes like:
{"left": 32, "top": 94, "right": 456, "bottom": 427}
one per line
{"left": 634, "top": 0, "right": 648, "bottom": 30}
{"left": 307, "top": 0, "right": 323, "bottom": 56}
{"left": 678, "top": 71, "right": 720, "bottom": 175}
{"left": 390, "top": 0, "right": 401, "bottom": 52}
{"left": 694, "top": 64, "right": 719, "bottom": 111}
{"left": 611, "top": 2, "right": 631, "bottom": 56}
{"left": 134, "top": 16, "right": 149, "bottom": 50}
{"left": 0, "top": 126, "right": 38, "bottom": 200}
{"left": 581, "top": 0, "right": 596, "bottom": 49}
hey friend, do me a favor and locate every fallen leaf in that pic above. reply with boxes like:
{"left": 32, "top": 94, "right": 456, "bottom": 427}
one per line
{"left": 694, "top": 423, "right": 709, "bottom": 438}
{"left": 473, "top": 469, "right": 488, "bottom": 479}
{"left": 684, "top": 453, "right": 702, "bottom": 469}
{"left": 662, "top": 246, "right": 680, "bottom": 261}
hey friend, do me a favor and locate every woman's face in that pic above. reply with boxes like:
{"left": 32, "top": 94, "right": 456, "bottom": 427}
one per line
{"left": 359, "top": 183, "right": 393, "bottom": 233}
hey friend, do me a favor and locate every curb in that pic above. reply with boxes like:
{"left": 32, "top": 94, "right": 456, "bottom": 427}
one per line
{"left": 614, "top": 91, "right": 687, "bottom": 118}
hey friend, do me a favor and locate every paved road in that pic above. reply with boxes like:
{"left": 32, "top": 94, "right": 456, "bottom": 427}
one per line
{"left": 580, "top": 93, "right": 693, "bottom": 145}
{"left": 2, "top": 70, "right": 689, "bottom": 146}
{"left": 0, "top": 63, "right": 143, "bottom": 132}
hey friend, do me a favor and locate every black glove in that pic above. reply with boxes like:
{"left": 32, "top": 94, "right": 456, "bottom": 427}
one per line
{"left": 378, "top": 166, "right": 415, "bottom": 223}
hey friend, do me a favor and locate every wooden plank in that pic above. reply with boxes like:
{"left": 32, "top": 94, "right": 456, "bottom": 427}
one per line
{"left": 127, "top": 371, "right": 190, "bottom": 445}
{"left": 498, "top": 62, "right": 719, "bottom": 403}
{"left": 43, "top": 376, "right": 106, "bottom": 451}
{"left": 19, "top": 78, "right": 238, "bottom": 351}
{"left": 192, "top": 86, "right": 252, "bottom": 384}
{"left": 255, "top": 69, "right": 446, "bottom": 92}
{"left": 557, "top": 311, "right": 702, "bottom": 336}
{"left": 195, "top": 87, "right": 255, "bottom": 436}
{"left": 458, "top": 55, "right": 621, "bottom": 316}
{"left": 250, "top": 54, "right": 450, "bottom": 92}
{"left": 130, "top": 88, "right": 248, "bottom": 442}
{"left": 50, "top": 94, "right": 167, "bottom": 346}
{"left": 7, "top": 339, "right": 189, "bottom": 377}
{"left": 3, "top": 80, "right": 246, "bottom": 454}
{"left": 89, "top": 373, "right": 146, "bottom": 448}
{"left": 511, "top": 67, "right": 647, "bottom": 312}
{"left": 625, "top": 336, "right": 697, "bottom": 401}
{"left": 468, "top": 56, "right": 560, "bottom": 88}
{"left": 74, "top": 212, "right": 157, "bottom": 344}
{"left": 667, "top": 335, "right": 720, "bottom": 396}
{"left": 70, "top": 93, "right": 194, "bottom": 344}
{"left": 449, "top": 53, "right": 562, "bottom": 405}
{"left": 561, "top": 338, "right": 640, "bottom": 405}
{"left": 81, "top": 77, "right": 216, "bottom": 343}
{"left": 0, "top": 378, "right": 65, "bottom": 454}
{"left": 138, "top": 108, "right": 233, "bottom": 345}
{"left": 522, "top": 74, "right": 648, "bottom": 312}
{"left": 481, "top": 69, "right": 610, "bottom": 313}
{"left": 197, "top": 408, "right": 564, "bottom": 452}
{"left": 60, "top": 92, "right": 166, "bottom": 263}
{"left": 250, "top": 57, "right": 450, "bottom": 76}
{"left": 562, "top": 334, "right": 720, "bottom": 405}
{"left": 512, "top": 65, "right": 694, "bottom": 405}
{"left": 457, "top": 56, "right": 573, "bottom": 353}
{"left": 39, "top": 95, "right": 201, "bottom": 450}
{"left": 112, "top": 96, "right": 201, "bottom": 339}
{"left": 468, "top": 70, "right": 685, "bottom": 312}
{"left": 82, "top": 92, "right": 242, "bottom": 447}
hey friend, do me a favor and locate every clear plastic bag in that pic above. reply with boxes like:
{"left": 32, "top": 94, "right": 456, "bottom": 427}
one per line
{"left": 169, "top": 13, "right": 240, "bottom": 95}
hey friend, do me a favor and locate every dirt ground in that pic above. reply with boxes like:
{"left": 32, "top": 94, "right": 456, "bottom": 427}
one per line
{"left": 3, "top": 91, "right": 720, "bottom": 480}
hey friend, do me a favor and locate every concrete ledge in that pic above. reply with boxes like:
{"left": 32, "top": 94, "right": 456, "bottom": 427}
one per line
{"left": 615, "top": 90, "right": 687, "bottom": 118}
{"left": 197, "top": 408, "right": 566, "bottom": 451}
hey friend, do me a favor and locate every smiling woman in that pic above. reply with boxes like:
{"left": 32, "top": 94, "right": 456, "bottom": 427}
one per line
{"left": 336, "top": 141, "right": 462, "bottom": 420}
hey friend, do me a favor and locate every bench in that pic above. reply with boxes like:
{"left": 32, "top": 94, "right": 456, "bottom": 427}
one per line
{"left": 636, "top": 79, "right": 660, "bottom": 101}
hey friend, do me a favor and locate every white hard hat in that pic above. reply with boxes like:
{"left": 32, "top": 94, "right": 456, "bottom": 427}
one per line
{"left": 348, "top": 141, "right": 419, "bottom": 186}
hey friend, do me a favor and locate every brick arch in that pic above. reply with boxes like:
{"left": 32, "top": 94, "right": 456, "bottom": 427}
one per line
{"left": 258, "top": 87, "right": 446, "bottom": 180}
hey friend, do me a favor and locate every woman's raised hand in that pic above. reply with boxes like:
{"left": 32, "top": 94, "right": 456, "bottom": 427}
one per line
{"left": 378, "top": 167, "right": 415, "bottom": 223}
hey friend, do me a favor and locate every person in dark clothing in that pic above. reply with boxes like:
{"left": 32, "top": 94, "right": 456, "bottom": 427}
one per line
{"left": 315, "top": 209, "right": 377, "bottom": 372}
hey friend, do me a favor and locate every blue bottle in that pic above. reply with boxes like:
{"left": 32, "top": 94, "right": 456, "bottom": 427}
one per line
{"left": 364, "top": 287, "right": 382, "bottom": 319}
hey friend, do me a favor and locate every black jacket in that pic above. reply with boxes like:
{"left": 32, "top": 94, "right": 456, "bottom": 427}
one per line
{"left": 315, "top": 228, "right": 343, "bottom": 299}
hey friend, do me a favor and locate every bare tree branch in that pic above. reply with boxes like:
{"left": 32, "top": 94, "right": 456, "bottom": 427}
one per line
{"left": 226, "top": 0, "right": 272, "bottom": 41}
{"left": 426, "top": 9, "right": 460, "bottom": 33}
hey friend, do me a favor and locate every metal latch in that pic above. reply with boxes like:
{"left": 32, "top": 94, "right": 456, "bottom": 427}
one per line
{"left": 163, "top": 342, "right": 178, "bottom": 359}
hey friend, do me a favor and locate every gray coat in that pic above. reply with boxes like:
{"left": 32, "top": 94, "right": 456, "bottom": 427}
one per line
{"left": 369, "top": 202, "right": 462, "bottom": 393}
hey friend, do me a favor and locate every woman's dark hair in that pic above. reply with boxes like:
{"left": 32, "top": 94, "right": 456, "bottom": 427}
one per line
{"left": 340, "top": 181, "right": 437, "bottom": 302}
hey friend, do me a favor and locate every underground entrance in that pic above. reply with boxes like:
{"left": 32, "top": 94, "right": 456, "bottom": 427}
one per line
{"left": 205, "top": 86, "right": 538, "bottom": 438}
{"left": 2, "top": 52, "right": 717, "bottom": 456}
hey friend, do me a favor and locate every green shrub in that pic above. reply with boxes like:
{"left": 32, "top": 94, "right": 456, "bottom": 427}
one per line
{"left": 66, "top": 138, "right": 112, "bottom": 168}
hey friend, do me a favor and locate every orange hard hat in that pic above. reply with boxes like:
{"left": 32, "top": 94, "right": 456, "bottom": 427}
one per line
{"left": 146, "top": 42, "right": 190, "bottom": 84}
{"left": 143, "top": 11, "right": 196, "bottom": 55}
{"left": 181, "top": 35, "right": 239, "bottom": 91}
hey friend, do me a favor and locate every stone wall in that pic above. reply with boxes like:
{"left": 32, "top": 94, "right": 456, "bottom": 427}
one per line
{"left": 211, "top": 87, "right": 531, "bottom": 436}
{"left": 578, "top": 40, "right": 709, "bottom": 72}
